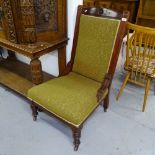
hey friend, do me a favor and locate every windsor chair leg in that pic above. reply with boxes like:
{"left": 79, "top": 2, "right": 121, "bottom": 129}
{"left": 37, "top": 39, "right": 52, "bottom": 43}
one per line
{"left": 116, "top": 72, "right": 130, "bottom": 100}
{"left": 142, "top": 79, "right": 151, "bottom": 112}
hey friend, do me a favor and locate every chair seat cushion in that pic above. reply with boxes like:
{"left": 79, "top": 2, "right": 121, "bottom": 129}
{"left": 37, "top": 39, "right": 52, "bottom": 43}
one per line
{"left": 28, "top": 72, "right": 108, "bottom": 127}
{"left": 125, "top": 56, "right": 155, "bottom": 78}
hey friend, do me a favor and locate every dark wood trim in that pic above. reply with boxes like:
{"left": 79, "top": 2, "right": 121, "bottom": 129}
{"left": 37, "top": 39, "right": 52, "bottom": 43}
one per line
{"left": 96, "top": 12, "right": 129, "bottom": 111}
{"left": 103, "top": 90, "right": 110, "bottom": 111}
{"left": 58, "top": 46, "right": 67, "bottom": 76}
{"left": 96, "top": 73, "right": 112, "bottom": 111}
{"left": 108, "top": 20, "right": 127, "bottom": 77}
{"left": 69, "top": 6, "right": 83, "bottom": 71}
{"left": 81, "top": 6, "right": 123, "bottom": 19}
{"left": 0, "top": 38, "right": 68, "bottom": 59}
{"left": 83, "top": 0, "right": 139, "bottom": 23}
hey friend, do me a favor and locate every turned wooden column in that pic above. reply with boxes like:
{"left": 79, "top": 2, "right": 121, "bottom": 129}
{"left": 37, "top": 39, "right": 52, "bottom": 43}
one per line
{"left": 30, "top": 58, "right": 43, "bottom": 85}
{"left": 72, "top": 126, "right": 82, "bottom": 151}
{"left": 58, "top": 46, "right": 66, "bottom": 76}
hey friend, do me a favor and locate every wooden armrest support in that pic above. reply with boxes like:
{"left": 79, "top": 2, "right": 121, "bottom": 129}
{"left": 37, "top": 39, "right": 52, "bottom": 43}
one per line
{"left": 59, "top": 61, "right": 72, "bottom": 76}
{"left": 96, "top": 73, "right": 112, "bottom": 102}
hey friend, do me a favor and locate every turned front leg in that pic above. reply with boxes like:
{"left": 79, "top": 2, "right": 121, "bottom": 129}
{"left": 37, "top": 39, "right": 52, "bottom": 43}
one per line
{"left": 30, "top": 58, "right": 43, "bottom": 85}
{"left": 72, "top": 126, "right": 82, "bottom": 151}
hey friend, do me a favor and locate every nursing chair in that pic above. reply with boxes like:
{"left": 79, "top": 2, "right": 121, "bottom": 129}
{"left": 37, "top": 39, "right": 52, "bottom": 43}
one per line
{"left": 27, "top": 6, "right": 128, "bottom": 150}
{"left": 117, "top": 23, "right": 155, "bottom": 112}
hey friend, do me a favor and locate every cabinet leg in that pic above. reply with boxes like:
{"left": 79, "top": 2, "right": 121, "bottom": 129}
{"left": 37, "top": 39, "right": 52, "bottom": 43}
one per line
{"left": 7, "top": 50, "right": 16, "bottom": 59}
{"left": 30, "top": 58, "right": 43, "bottom": 85}
{"left": 58, "top": 46, "right": 66, "bottom": 76}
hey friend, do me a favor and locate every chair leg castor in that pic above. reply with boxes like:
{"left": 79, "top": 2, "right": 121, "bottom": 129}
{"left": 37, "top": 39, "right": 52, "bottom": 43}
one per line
{"left": 142, "top": 79, "right": 151, "bottom": 112}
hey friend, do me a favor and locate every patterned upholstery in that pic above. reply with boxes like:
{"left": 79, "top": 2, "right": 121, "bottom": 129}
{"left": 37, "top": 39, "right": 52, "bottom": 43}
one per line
{"left": 73, "top": 15, "right": 120, "bottom": 82}
{"left": 126, "top": 56, "right": 155, "bottom": 78}
{"left": 28, "top": 72, "right": 108, "bottom": 127}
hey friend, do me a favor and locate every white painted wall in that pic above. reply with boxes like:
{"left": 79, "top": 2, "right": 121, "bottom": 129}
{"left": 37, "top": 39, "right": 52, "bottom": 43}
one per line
{"left": 15, "top": 0, "right": 83, "bottom": 77}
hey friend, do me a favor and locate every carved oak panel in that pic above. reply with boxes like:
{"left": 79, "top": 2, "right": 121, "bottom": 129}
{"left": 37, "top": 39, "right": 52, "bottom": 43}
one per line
{"left": 1, "top": 0, "right": 67, "bottom": 43}
{"left": 34, "top": 0, "right": 58, "bottom": 32}
{"left": 2, "top": 0, "right": 17, "bottom": 43}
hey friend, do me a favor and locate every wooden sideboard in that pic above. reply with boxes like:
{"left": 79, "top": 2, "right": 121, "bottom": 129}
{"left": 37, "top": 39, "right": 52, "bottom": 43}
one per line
{"left": 83, "top": 0, "right": 139, "bottom": 23}
{"left": 0, "top": 0, "right": 68, "bottom": 96}
{"left": 0, "top": 38, "right": 68, "bottom": 96}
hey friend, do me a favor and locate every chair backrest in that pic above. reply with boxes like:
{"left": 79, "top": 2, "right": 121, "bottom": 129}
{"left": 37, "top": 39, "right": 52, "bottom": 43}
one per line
{"left": 70, "top": 6, "right": 128, "bottom": 83}
{"left": 126, "top": 23, "right": 155, "bottom": 79}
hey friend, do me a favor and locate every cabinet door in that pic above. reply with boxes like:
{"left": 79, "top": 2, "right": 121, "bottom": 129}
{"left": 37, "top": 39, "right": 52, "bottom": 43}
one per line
{"left": 0, "top": 1, "right": 6, "bottom": 39}
{"left": 1, "top": 0, "right": 67, "bottom": 43}
{"left": 95, "top": 1, "right": 112, "bottom": 8}
{"left": 111, "top": 2, "right": 138, "bottom": 23}
{"left": 1, "top": 0, "right": 17, "bottom": 43}
{"left": 83, "top": 0, "right": 95, "bottom": 6}
{"left": 111, "top": 2, "right": 129, "bottom": 12}
{"left": 35, "top": 0, "right": 67, "bottom": 42}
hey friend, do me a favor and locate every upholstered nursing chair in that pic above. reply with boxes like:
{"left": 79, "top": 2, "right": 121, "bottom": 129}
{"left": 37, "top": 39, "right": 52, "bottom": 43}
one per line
{"left": 27, "top": 6, "right": 128, "bottom": 151}
{"left": 117, "top": 23, "right": 155, "bottom": 112}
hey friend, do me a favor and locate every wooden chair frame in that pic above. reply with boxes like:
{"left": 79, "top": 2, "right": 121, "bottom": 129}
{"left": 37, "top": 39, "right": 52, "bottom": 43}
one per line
{"left": 30, "top": 5, "right": 128, "bottom": 151}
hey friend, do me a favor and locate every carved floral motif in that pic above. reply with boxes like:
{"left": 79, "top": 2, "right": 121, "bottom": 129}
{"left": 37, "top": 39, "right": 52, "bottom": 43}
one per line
{"left": 20, "top": 0, "right": 36, "bottom": 43}
{"left": 1, "top": 0, "right": 61, "bottom": 43}
{"left": 2, "top": 0, "right": 17, "bottom": 43}
{"left": 20, "top": 0, "right": 33, "bottom": 6}
{"left": 34, "top": 0, "right": 58, "bottom": 32}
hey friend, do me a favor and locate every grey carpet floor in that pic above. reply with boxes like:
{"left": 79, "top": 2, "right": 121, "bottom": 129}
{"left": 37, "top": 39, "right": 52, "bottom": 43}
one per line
{"left": 0, "top": 77, "right": 155, "bottom": 155}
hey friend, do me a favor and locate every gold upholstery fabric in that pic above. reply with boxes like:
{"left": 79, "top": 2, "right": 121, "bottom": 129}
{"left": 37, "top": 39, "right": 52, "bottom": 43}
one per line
{"left": 28, "top": 72, "right": 108, "bottom": 127}
{"left": 73, "top": 15, "right": 120, "bottom": 82}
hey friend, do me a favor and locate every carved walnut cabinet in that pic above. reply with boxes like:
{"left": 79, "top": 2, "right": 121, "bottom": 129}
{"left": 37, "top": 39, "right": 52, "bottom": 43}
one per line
{"left": 0, "top": 0, "right": 68, "bottom": 96}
